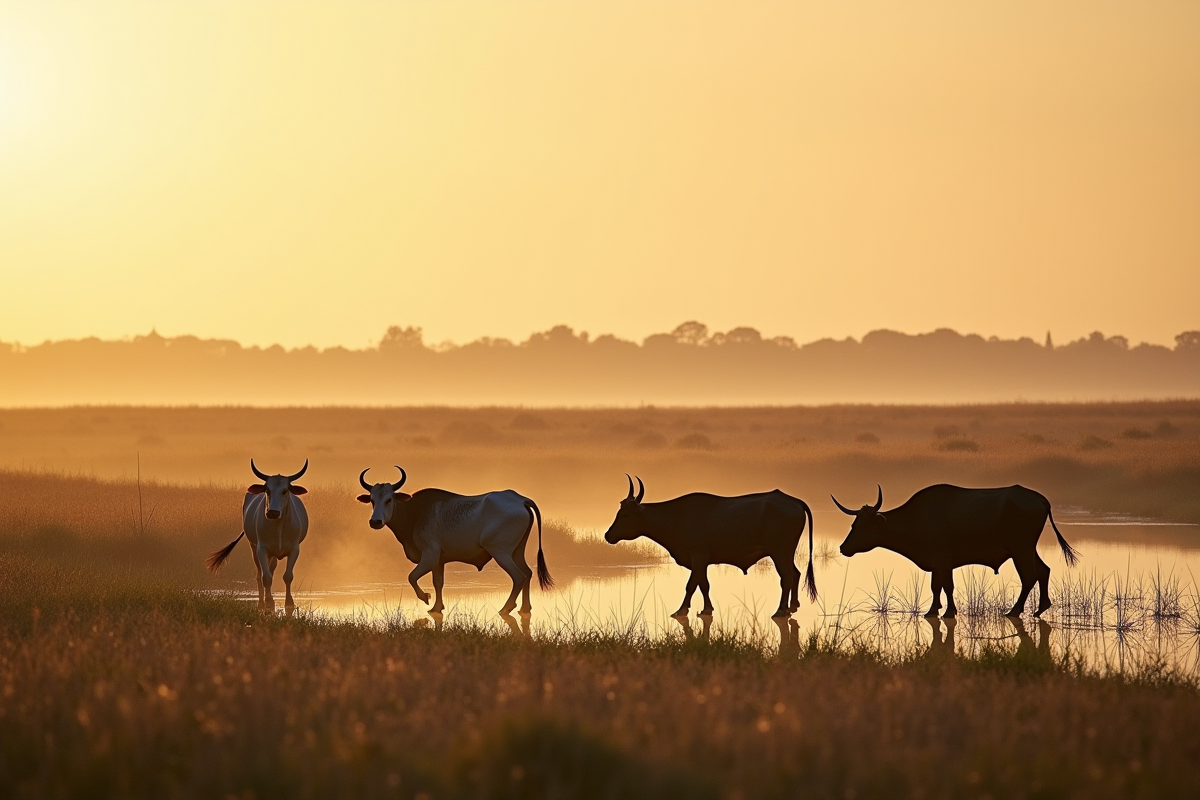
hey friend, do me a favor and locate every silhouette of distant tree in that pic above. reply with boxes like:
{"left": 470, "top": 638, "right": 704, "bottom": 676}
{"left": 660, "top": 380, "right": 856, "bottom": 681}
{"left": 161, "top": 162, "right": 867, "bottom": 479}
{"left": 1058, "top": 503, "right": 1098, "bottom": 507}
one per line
{"left": 1176, "top": 331, "right": 1200, "bottom": 352}
{"left": 379, "top": 326, "right": 425, "bottom": 350}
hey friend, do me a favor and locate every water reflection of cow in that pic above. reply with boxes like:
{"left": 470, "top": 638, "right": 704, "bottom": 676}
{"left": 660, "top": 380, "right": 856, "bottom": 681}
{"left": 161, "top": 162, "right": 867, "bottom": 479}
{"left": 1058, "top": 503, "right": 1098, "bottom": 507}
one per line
{"left": 671, "top": 613, "right": 801, "bottom": 660}
{"left": 919, "top": 616, "right": 1052, "bottom": 665}
{"left": 834, "top": 485, "right": 1080, "bottom": 618}
{"left": 603, "top": 476, "right": 817, "bottom": 618}
{"left": 357, "top": 467, "right": 552, "bottom": 617}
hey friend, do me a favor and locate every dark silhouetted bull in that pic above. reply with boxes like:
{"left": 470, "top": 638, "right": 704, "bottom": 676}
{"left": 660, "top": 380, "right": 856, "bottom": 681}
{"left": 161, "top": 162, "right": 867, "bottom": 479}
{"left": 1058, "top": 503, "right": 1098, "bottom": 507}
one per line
{"left": 834, "top": 484, "right": 1079, "bottom": 618}
{"left": 603, "top": 476, "right": 816, "bottom": 618}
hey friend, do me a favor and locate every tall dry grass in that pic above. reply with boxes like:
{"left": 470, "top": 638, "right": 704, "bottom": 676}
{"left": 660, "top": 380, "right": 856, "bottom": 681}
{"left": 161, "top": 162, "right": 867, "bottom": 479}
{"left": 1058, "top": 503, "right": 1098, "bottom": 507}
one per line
{"left": 1, "top": 554, "right": 1198, "bottom": 799}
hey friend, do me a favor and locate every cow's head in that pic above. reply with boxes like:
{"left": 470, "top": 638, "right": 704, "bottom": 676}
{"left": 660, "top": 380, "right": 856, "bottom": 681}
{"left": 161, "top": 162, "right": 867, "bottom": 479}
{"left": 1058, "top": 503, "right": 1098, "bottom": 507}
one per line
{"left": 603, "top": 474, "right": 646, "bottom": 544}
{"left": 248, "top": 458, "right": 308, "bottom": 519}
{"left": 833, "top": 486, "right": 885, "bottom": 556}
{"left": 356, "top": 466, "right": 409, "bottom": 529}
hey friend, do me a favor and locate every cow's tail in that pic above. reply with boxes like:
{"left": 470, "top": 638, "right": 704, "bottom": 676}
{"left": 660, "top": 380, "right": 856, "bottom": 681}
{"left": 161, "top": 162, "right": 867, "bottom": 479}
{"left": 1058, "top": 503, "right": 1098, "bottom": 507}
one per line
{"left": 527, "top": 500, "right": 554, "bottom": 590}
{"left": 802, "top": 501, "right": 818, "bottom": 602}
{"left": 205, "top": 531, "right": 245, "bottom": 573}
{"left": 1047, "top": 505, "right": 1080, "bottom": 567}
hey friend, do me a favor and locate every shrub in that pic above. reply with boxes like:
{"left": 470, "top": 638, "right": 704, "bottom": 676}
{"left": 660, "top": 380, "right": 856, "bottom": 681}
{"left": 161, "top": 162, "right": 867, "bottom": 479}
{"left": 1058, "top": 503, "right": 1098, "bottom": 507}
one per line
{"left": 674, "top": 433, "right": 715, "bottom": 451}
{"left": 937, "top": 438, "right": 980, "bottom": 453}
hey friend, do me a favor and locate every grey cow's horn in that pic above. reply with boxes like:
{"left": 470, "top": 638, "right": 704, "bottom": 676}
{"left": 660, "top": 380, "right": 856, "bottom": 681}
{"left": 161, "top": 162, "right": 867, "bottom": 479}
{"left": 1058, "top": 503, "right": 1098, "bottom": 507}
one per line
{"left": 359, "top": 468, "right": 372, "bottom": 492}
{"left": 250, "top": 458, "right": 269, "bottom": 482}
{"left": 830, "top": 494, "right": 857, "bottom": 516}
{"left": 634, "top": 476, "right": 645, "bottom": 504}
{"left": 873, "top": 484, "right": 883, "bottom": 511}
{"left": 287, "top": 459, "right": 309, "bottom": 482}
{"left": 393, "top": 465, "right": 407, "bottom": 490}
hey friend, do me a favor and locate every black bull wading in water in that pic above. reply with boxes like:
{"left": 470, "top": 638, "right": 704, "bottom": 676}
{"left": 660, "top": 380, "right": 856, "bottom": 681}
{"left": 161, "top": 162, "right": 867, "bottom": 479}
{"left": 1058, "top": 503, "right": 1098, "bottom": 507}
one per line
{"left": 603, "top": 476, "right": 817, "bottom": 618}
{"left": 834, "top": 484, "right": 1080, "bottom": 618}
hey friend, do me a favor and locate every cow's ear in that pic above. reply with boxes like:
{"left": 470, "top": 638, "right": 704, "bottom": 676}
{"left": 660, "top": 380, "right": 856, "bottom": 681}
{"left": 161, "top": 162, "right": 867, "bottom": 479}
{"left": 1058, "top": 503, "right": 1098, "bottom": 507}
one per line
{"left": 289, "top": 485, "right": 307, "bottom": 495}
{"left": 357, "top": 494, "right": 372, "bottom": 503}
{"left": 394, "top": 492, "right": 411, "bottom": 502}
{"left": 248, "top": 484, "right": 267, "bottom": 494}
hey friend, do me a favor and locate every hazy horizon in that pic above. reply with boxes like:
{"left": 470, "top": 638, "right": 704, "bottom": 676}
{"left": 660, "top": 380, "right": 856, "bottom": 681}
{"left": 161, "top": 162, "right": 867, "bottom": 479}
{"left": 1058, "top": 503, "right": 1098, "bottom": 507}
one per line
{"left": 4, "top": 322, "right": 1197, "bottom": 407}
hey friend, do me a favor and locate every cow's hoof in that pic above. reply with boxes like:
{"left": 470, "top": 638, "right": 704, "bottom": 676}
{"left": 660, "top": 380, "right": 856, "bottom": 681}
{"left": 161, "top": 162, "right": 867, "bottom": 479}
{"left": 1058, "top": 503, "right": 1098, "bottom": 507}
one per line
{"left": 924, "top": 610, "right": 940, "bottom": 619}
{"left": 670, "top": 610, "right": 689, "bottom": 620}
{"left": 1033, "top": 605, "right": 1052, "bottom": 618}
{"left": 519, "top": 608, "right": 532, "bottom": 617}
{"left": 1005, "top": 609, "right": 1023, "bottom": 618}
{"left": 942, "top": 610, "right": 957, "bottom": 619}
{"left": 699, "top": 610, "right": 714, "bottom": 619}
{"left": 771, "top": 610, "right": 791, "bottom": 619}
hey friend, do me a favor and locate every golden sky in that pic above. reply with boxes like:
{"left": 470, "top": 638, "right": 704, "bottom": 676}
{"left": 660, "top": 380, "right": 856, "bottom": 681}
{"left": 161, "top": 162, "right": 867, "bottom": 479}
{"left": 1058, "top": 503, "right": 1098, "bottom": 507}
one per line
{"left": 1, "top": 1, "right": 1197, "bottom": 349}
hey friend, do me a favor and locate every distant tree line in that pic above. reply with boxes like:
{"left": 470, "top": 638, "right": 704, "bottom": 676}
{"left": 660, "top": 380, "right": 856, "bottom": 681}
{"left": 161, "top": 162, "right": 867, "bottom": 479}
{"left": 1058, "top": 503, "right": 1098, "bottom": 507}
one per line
{"left": 1, "top": 323, "right": 1198, "bottom": 406}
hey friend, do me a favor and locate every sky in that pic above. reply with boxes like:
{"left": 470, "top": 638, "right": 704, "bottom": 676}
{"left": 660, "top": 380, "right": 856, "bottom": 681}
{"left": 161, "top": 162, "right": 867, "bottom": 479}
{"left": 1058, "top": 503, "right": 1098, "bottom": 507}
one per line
{"left": 1, "top": 1, "right": 1197, "bottom": 350}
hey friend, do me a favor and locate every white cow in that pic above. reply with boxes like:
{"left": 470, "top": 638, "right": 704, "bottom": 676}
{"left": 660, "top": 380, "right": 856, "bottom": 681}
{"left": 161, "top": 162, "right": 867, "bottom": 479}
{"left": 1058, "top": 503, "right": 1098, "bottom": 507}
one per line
{"left": 206, "top": 459, "right": 310, "bottom": 614}
{"left": 357, "top": 467, "right": 553, "bottom": 616}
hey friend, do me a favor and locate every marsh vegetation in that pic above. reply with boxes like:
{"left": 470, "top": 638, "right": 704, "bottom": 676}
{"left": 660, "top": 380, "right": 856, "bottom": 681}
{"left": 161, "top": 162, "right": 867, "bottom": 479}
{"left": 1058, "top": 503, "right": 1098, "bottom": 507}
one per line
{"left": 2, "top": 402, "right": 1199, "bottom": 796}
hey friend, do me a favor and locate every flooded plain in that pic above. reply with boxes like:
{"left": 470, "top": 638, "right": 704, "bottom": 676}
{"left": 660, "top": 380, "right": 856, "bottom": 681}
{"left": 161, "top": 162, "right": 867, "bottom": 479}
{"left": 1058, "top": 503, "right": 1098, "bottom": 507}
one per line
{"left": 281, "top": 510, "right": 1200, "bottom": 677}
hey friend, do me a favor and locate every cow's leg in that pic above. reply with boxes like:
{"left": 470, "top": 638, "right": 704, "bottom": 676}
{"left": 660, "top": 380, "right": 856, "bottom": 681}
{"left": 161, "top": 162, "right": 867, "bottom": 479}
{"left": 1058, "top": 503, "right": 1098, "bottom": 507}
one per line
{"left": 511, "top": 541, "right": 534, "bottom": 615}
{"left": 520, "top": 573, "right": 532, "bottom": 615}
{"left": 696, "top": 563, "right": 714, "bottom": 616}
{"left": 430, "top": 562, "right": 445, "bottom": 614}
{"left": 789, "top": 564, "right": 802, "bottom": 612}
{"left": 770, "top": 555, "right": 795, "bottom": 618}
{"left": 925, "top": 571, "right": 943, "bottom": 618}
{"left": 673, "top": 571, "right": 700, "bottom": 618}
{"left": 282, "top": 547, "right": 299, "bottom": 616}
{"left": 1007, "top": 553, "right": 1038, "bottom": 617}
{"left": 408, "top": 551, "right": 439, "bottom": 607}
{"left": 491, "top": 551, "right": 527, "bottom": 615}
{"left": 258, "top": 545, "right": 276, "bottom": 612}
{"left": 1033, "top": 553, "right": 1053, "bottom": 617}
{"left": 249, "top": 547, "right": 265, "bottom": 608}
{"left": 942, "top": 569, "right": 958, "bottom": 618}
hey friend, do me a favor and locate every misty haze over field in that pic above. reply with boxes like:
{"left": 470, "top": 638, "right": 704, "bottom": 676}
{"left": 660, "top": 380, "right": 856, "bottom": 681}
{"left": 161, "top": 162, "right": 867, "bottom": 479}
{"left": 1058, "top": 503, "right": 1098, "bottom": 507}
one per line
{"left": 3, "top": 323, "right": 1198, "bottom": 406}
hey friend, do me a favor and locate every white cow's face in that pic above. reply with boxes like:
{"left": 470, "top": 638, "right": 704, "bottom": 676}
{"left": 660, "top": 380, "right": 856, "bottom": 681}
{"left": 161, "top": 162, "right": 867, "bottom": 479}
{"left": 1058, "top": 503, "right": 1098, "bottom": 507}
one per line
{"left": 248, "top": 474, "right": 307, "bottom": 519}
{"left": 357, "top": 483, "right": 410, "bottom": 529}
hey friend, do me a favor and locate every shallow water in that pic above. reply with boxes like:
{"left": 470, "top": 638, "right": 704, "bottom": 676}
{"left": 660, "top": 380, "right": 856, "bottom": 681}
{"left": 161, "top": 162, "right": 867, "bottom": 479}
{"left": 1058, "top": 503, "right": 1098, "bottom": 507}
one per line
{"left": 272, "top": 511, "right": 1200, "bottom": 676}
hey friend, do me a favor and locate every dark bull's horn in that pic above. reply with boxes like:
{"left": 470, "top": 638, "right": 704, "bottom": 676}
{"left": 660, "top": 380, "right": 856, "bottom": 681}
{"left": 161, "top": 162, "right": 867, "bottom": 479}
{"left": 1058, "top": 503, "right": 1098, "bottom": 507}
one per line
{"left": 625, "top": 473, "right": 635, "bottom": 500}
{"left": 831, "top": 484, "right": 884, "bottom": 515}
{"left": 286, "top": 459, "right": 309, "bottom": 482}
{"left": 250, "top": 458, "right": 269, "bottom": 481}
{"left": 393, "top": 465, "right": 407, "bottom": 489}
{"left": 831, "top": 494, "right": 856, "bottom": 515}
{"left": 634, "top": 475, "right": 645, "bottom": 503}
{"left": 359, "top": 468, "right": 372, "bottom": 492}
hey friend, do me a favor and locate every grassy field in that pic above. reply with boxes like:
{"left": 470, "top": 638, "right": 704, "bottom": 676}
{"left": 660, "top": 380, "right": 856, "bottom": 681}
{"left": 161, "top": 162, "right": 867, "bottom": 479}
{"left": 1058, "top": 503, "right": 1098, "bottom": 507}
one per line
{"left": 2, "top": 553, "right": 1199, "bottom": 799}
{"left": 1, "top": 401, "right": 1198, "bottom": 529}
{"left": 2, "top": 402, "right": 1199, "bottom": 797}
